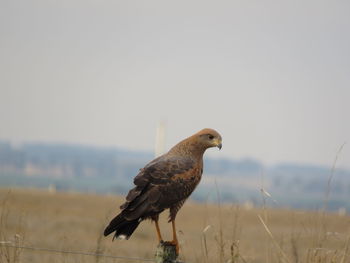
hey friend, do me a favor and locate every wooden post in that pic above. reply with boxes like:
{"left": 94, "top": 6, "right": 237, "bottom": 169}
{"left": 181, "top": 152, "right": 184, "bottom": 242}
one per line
{"left": 155, "top": 242, "right": 184, "bottom": 263}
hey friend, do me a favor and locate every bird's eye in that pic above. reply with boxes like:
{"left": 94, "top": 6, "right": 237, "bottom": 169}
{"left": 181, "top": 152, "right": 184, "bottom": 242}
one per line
{"left": 208, "top": 135, "right": 214, "bottom": 140}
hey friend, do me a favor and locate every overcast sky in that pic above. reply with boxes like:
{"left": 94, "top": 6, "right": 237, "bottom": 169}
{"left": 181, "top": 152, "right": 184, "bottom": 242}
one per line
{"left": 1, "top": 0, "right": 349, "bottom": 169}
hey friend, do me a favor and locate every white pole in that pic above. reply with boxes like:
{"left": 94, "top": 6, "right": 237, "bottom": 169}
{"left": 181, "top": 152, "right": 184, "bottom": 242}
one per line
{"left": 155, "top": 121, "right": 166, "bottom": 157}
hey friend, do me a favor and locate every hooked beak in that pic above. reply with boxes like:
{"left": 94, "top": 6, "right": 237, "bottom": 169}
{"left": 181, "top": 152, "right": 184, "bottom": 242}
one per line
{"left": 214, "top": 138, "right": 222, "bottom": 150}
{"left": 217, "top": 143, "right": 222, "bottom": 150}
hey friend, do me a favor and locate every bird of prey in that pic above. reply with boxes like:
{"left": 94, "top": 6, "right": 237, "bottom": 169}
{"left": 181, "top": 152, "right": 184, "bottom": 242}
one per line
{"left": 104, "top": 128, "right": 222, "bottom": 254}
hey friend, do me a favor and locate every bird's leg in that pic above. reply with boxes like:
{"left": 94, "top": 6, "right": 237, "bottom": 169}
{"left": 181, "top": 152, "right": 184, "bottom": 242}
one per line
{"left": 172, "top": 219, "right": 179, "bottom": 254}
{"left": 154, "top": 217, "right": 163, "bottom": 242}
{"left": 170, "top": 219, "right": 179, "bottom": 255}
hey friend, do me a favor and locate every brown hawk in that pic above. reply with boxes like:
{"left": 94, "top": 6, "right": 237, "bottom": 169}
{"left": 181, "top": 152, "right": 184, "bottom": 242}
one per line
{"left": 104, "top": 128, "right": 222, "bottom": 254}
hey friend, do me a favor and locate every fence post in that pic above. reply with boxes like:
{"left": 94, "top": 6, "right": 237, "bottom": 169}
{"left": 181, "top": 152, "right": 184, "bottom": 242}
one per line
{"left": 155, "top": 242, "right": 183, "bottom": 263}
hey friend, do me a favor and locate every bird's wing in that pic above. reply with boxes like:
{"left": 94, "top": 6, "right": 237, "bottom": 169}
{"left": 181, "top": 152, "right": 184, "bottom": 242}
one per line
{"left": 120, "top": 156, "right": 202, "bottom": 220}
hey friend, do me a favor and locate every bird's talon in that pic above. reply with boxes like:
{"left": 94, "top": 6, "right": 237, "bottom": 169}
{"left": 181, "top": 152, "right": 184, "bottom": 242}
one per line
{"left": 162, "top": 241, "right": 179, "bottom": 255}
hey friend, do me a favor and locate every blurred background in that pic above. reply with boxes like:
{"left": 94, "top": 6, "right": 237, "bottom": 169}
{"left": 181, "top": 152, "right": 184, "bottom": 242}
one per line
{"left": 1, "top": 0, "right": 349, "bottom": 211}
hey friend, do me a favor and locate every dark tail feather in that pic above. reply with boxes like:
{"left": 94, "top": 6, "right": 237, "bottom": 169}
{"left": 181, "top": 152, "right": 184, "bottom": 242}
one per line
{"left": 104, "top": 213, "right": 141, "bottom": 240}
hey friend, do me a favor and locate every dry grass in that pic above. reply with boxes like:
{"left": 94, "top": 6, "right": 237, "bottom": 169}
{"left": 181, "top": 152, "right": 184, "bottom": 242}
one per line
{"left": 0, "top": 187, "right": 349, "bottom": 263}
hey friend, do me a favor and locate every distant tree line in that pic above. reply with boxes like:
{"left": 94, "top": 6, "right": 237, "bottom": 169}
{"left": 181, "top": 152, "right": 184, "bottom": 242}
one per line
{"left": 0, "top": 140, "right": 349, "bottom": 211}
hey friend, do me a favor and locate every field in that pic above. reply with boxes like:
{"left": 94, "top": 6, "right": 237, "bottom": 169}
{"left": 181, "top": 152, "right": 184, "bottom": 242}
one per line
{"left": 0, "top": 188, "right": 349, "bottom": 263}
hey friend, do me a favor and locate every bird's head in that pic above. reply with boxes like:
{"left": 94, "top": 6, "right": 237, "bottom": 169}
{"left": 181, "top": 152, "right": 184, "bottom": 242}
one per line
{"left": 196, "top": 128, "right": 222, "bottom": 150}
{"left": 168, "top": 128, "right": 222, "bottom": 157}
